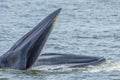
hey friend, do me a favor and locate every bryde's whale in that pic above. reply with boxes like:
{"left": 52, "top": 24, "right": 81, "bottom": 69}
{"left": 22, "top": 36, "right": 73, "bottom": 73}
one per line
{"left": 0, "top": 8, "right": 105, "bottom": 70}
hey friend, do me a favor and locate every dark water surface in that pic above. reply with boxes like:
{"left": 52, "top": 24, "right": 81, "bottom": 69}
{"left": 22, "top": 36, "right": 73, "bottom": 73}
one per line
{"left": 0, "top": 0, "right": 120, "bottom": 80}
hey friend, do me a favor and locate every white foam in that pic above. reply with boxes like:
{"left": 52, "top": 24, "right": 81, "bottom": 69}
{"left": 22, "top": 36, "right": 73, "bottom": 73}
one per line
{"left": 82, "top": 60, "right": 120, "bottom": 73}
{"left": 31, "top": 60, "right": 120, "bottom": 73}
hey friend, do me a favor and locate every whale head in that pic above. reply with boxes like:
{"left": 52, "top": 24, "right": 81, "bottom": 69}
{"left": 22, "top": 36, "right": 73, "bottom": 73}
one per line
{"left": 0, "top": 8, "right": 61, "bottom": 70}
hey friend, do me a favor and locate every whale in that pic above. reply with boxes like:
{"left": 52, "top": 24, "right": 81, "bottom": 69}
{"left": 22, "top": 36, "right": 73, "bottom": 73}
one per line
{"left": 0, "top": 8, "right": 105, "bottom": 70}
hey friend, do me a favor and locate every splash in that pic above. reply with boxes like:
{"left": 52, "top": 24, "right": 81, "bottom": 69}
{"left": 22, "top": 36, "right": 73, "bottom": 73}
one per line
{"left": 83, "top": 60, "right": 120, "bottom": 73}
{"left": 31, "top": 60, "right": 120, "bottom": 73}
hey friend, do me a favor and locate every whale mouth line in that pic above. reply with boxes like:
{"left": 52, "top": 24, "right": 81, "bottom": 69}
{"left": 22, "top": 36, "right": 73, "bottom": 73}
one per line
{"left": 33, "top": 53, "right": 105, "bottom": 68}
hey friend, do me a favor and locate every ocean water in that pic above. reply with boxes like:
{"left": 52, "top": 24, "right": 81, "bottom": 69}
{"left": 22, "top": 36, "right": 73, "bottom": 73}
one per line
{"left": 0, "top": 0, "right": 120, "bottom": 80}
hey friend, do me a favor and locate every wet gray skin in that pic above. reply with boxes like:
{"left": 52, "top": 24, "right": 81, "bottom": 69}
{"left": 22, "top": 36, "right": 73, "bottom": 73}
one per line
{"left": 0, "top": 8, "right": 105, "bottom": 70}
